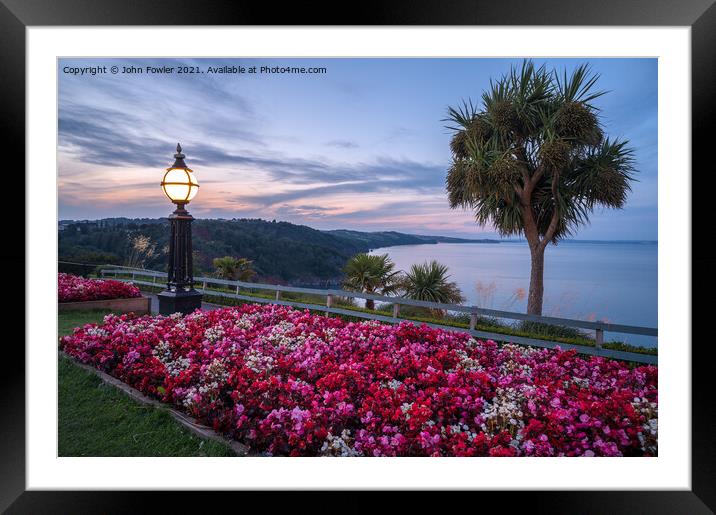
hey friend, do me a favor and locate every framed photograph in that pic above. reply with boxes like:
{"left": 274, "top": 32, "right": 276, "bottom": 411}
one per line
{"left": 5, "top": 0, "right": 714, "bottom": 512}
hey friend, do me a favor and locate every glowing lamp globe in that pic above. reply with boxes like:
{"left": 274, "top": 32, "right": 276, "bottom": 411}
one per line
{"left": 161, "top": 143, "right": 199, "bottom": 204}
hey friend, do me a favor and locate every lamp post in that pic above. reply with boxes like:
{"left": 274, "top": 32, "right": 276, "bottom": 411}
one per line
{"left": 157, "top": 143, "right": 203, "bottom": 315}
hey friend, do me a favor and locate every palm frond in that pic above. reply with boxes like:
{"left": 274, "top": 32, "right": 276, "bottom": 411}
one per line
{"left": 343, "top": 253, "right": 403, "bottom": 298}
{"left": 402, "top": 260, "right": 465, "bottom": 305}
{"left": 555, "top": 63, "right": 607, "bottom": 107}
{"left": 445, "top": 59, "right": 636, "bottom": 244}
{"left": 444, "top": 98, "right": 478, "bottom": 131}
{"left": 212, "top": 256, "right": 256, "bottom": 281}
{"left": 566, "top": 138, "right": 636, "bottom": 209}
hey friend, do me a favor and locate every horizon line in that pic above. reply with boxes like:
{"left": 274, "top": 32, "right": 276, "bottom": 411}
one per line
{"left": 57, "top": 216, "right": 658, "bottom": 243}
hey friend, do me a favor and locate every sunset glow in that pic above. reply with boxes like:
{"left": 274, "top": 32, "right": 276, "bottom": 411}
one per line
{"left": 59, "top": 57, "right": 657, "bottom": 239}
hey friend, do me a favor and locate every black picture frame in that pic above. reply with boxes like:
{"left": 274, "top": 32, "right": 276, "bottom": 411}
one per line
{"left": 2, "top": 0, "right": 713, "bottom": 512}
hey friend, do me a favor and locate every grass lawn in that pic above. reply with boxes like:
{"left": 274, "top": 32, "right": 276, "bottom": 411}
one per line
{"left": 115, "top": 277, "right": 656, "bottom": 356}
{"left": 58, "top": 309, "right": 234, "bottom": 456}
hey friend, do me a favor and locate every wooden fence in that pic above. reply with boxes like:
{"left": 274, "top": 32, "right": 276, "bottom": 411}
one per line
{"left": 101, "top": 268, "right": 658, "bottom": 365}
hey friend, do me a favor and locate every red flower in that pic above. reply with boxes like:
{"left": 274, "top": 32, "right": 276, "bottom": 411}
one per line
{"left": 58, "top": 273, "right": 142, "bottom": 302}
{"left": 59, "top": 304, "right": 658, "bottom": 457}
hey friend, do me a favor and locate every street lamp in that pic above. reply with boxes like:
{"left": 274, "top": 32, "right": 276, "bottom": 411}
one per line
{"left": 157, "top": 143, "right": 203, "bottom": 315}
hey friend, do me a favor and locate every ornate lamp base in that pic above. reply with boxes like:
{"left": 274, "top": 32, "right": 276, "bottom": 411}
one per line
{"left": 157, "top": 289, "right": 203, "bottom": 315}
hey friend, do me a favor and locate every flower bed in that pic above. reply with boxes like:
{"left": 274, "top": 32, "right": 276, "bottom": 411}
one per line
{"left": 58, "top": 273, "right": 142, "bottom": 303}
{"left": 59, "top": 304, "right": 657, "bottom": 457}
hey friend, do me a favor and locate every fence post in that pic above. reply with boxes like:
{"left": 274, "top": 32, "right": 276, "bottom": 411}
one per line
{"left": 202, "top": 280, "right": 207, "bottom": 292}
{"left": 275, "top": 290, "right": 281, "bottom": 301}
{"left": 392, "top": 303, "right": 400, "bottom": 319}
{"left": 152, "top": 274, "right": 156, "bottom": 284}
{"left": 131, "top": 271, "right": 136, "bottom": 282}
{"left": 325, "top": 294, "right": 333, "bottom": 316}
{"left": 595, "top": 327, "right": 604, "bottom": 350}
{"left": 469, "top": 313, "right": 478, "bottom": 331}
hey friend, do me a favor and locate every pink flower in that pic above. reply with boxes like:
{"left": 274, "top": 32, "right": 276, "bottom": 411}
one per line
{"left": 58, "top": 273, "right": 141, "bottom": 303}
{"left": 59, "top": 303, "right": 658, "bottom": 457}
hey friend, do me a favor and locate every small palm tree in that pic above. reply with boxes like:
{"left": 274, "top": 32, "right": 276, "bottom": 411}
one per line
{"left": 402, "top": 260, "right": 465, "bottom": 310}
{"left": 343, "top": 253, "right": 402, "bottom": 310}
{"left": 212, "top": 256, "right": 256, "bottom": 282}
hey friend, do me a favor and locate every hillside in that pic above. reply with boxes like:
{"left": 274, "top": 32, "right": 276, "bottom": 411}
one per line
{"left": 325, "top": 230, "right": 496, "bottom": 249}
{"left": 59, "top": 218, "right": 498, "bottom": 284}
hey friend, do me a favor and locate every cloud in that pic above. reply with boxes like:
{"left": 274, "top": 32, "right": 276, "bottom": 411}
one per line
{"left": 235, "top": 156, "right": 447, "bottom": 207}
{"left": 57, "top": 57, "right": 657, "bottom": 239}
{"left": 275, "top": 204, "right": 336, "bottom": 219}
{"left": 325, "top": 139, "right": 359, "bottom": 149}
{"left": 384, "top": 127, "right": 413, "bottom": 142}
{"left": 59, "top": 104, "right": 171, "bottom": 167}
{"left": 58, "top": 98, "right": 449, "bottom": 209}
{"left": 59, "top": 58, "right": 265, "bottom": 166}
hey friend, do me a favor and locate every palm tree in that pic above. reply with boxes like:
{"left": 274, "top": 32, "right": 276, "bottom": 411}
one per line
{"left": 212, "top": 256, "right": 256, "bottom": 281}
{"left": 446, "top": 60, "right": 635, "bottom": 315}
{"left": 343, "top": 253, "right": 402, "bottom": 310}
{"left": 402, "top": 260, "right": 465, "bottom": 310}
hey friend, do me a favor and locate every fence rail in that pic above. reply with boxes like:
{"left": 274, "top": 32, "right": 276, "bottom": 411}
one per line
{"left": 101, "top": 267, "right": 658, "bottom": 365}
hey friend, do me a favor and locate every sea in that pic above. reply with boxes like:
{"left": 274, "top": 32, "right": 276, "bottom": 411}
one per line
{"left": 369, "top": 240, "right": 658, "bottom": 347}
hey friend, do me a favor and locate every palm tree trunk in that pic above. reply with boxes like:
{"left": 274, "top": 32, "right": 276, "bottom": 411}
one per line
{"left": 527, "top": 244, "right": 545, "bottom": 315}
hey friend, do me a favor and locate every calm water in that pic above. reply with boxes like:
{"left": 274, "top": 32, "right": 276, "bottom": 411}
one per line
{"left": 370, "top": 241, "right": 658, "bottom": 347}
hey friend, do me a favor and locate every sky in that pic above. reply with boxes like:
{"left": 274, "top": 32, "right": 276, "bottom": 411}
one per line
{"left": 58, "top": 57, "right": 657, "bottom": 240}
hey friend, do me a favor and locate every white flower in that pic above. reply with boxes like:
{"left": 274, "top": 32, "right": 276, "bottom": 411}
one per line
{"left": 152, "top": 340, "right": 191, "bottom": 376}
{"left": 85, "top": 327, "right": 109, "bottom": 338}
{"left": 480, "top": 386, "right": 527, "bottom": 437}
{"left": 320, "top": 430, "right": 362, "bottom": 457}
{"left": 204, "top": 325, "right": 225, "bottom": 343}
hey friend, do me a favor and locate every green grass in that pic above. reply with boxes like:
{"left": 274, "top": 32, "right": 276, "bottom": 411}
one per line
{"left": 161, "top": 282, "right": 654, "bottom": 355}
{"left": 110, "top": 275, "right": 657, "bottom": 356}
{"left": 391, "top": 312, "right": 656, "bottom": 356}
{"left": 58, "top": 310, "right": 234, "bottom": 456}
{"left": 58, "top": 309, "right": 112, "bottom": 336}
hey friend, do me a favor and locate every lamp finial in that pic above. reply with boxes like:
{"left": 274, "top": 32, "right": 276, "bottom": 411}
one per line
{"left": 172, "top": 143, "right": 187, "bottom": 168}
